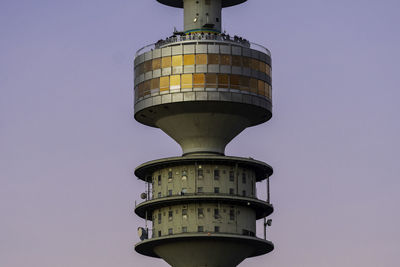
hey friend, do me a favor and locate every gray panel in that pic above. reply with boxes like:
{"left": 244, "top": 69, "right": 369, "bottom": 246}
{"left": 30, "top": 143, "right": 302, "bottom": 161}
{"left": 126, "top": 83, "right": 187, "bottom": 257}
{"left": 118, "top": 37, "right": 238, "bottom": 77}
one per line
{"left": 196, "top": 65, "right": 207, "bottom": 73}
{"left": 138, "top": 74, "right": 145, "bottom": 84}
{"left": 220, "top": 65, "right": 231, "bottom": 74}
{"left": 153, "top": 96, "right": 162, "bottom": 105}
{"left": 220, "top": 45, "right": 231, "bottom": 54}
{"left": 172, "top": 66, "right": 183, "bottom": 74}
{"left": 252, "top": 96, "right": 260, "bottom": 106}
{"left": 162, "top": 47, "right": 172, "bottom": 57}
{"left": 259, "top": 52, "right": 267, "bottom": 63}
{"left": 162, "top": 68, "right": 172, "bottom": 76}
{"left": 219, "top": 92, "right": 232, "bottom": 102}
{"left": 243, "top": 94, "right": 252, "bottom": 104}
{"left": 196, "top": 92, "right": 207, "bottom": 100}
{"left": 183, "top": 92, "right": 196, "bottom": 101}
{"left": 232, "top": 46, "right": 242, "bottom": 56}
{"left": 172, "top": 45, "right": 183, "bottom": 55}
{"left": 208, "top": 64, "right": 219, "bottom": 73}
{"left": 196, "top": 44, "right": 207, "bottom": 53}
{"left": 153, "top": 69, "right": 162, "bottom": 78}
{"left": 242, "top": 48, "right": 251, "bottom": 57}
{"left": 208, "top": 44, "right": 219, "bottom": 54}
{"left": 231, "top": 93, "right": 243, "bottom": 102}
{"left": 137, "top": 53, "right": 145, "bottom": 64}
{"left": 144, "top": 51, "right": 153, "bottom": 61}
{"left": 153, "top": 49, "right": 162, "bottom": 59}
{"left": 184, "top": 65, "right": 195, "bottom": 73}
{"left": 232, "top": 66, "right": 242, "bottom": 75}
{"left": 151, "top": 89, "right": 160, "bottom": 96}
{"left": 172, "top": 93, "right": 184, "bottom": 102}
{"left": 208, "top": 92, "right": 220, "bottom": 101}
{"left": 161, "top": 94, "right": 172, "bottom": 104}
{"left": 184, "top": 44, "right": 195, "bottom": 54}
{"left": 242, "top": 68, "right": 251, "bottom": 76}
{"left": 251, "top": 69, "right": 258, "bottom": 78}
{"left": 145, "top": 72, "right": 153, "bottom": 80}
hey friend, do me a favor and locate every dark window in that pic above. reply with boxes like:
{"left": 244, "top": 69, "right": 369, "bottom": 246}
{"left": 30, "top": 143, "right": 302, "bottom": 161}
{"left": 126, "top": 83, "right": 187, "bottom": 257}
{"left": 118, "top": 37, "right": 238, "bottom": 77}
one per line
{"left": 182, "top": 226, "right": 187, "bottom": 233}
{"left": 216, "top": 17, "right": 219, "bottom": 22}
{"left": 168, "top": 171, "right": 173, "bottom": 182}
{"left": 158, "top": 192, "right": 161, "bottom": 198}
{"left": 198, "top": 208, "right": 204, "bottom": 218}
{"left": 168, "top": 228, "right": 173, "bottom": 235}
{"left": 168, "top": 211, "right": 173, "bottom": 220}
{"left": 229, "top": 209, "right": 235, "bottom": 220}
{"left": 198, "top": 226, "right": 204, "bottom": 232}
{"left": 214, "top": 209, "right": 219, "bottom": 219}
{"left": 214, "top": 187, "right": 220, "bottom": 193}
{"left": 242, "top": 190, "right": 246, "bottom": 196}
{"left": 214, "top": 169, "right": 220, "bottom": 180}
{"left": 158, "top": 213, "right": 161, "bottom": 224}
{"left": 229, "top": 171, "right": 235, "bottom": 181}
{"left": 198, "top": 169, "right": 203, "bottom": 178}
{"left": 158, "top": 175, "right": 161, "bottom": 185}
{"left": 229, "top": 188, "right": 234, "bottom": 195}
{"left": 214, "top": 226, "right": 220, "bottom": 232}
{"left": 158, "top": 230, "right": 161, "bottom": 237}
{"left": 168, "top": 189, "right": 173, "bottom": 196}
{"left": 242, "top": 173, "right": 246, "bottom": 184}
{"left": 182, "top": 209, "right": 188, "bottom": 219}
{"left": 198, "top": 187, "right": 203, "bottom": 193}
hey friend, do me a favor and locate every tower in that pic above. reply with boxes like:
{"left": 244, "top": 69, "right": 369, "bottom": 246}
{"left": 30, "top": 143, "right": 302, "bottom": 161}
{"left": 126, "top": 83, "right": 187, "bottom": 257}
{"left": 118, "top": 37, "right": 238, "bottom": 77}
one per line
{"left": 133, "top": 1, "right": 274, "bottom": 266}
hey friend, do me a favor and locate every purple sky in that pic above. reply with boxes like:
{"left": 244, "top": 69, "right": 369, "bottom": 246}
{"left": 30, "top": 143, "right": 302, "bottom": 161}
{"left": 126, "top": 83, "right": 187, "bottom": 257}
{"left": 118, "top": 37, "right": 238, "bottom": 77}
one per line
{"left": 1, "top": 0, "right": 400, "bottom": 266}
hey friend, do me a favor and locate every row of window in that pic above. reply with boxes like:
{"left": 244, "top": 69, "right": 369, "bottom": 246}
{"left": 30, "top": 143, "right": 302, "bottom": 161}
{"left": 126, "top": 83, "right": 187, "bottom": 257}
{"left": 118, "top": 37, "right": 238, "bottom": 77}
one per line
{"left": 134, "top": 54, "right": 271, "bottom": 77}
{"left": 135, "top": 74, "right": 272, "bottom": 99}
{"left": 155, "top": 227, "right": 255, "bottom": 237}
{"left": 155, "top": 170, "right": 250, "bottom": 185}
{"left": 155, "top": 187, "right": 251, "bottom": 198}
{"left": 157, "top": 208, "right": 236, "bottom": 224}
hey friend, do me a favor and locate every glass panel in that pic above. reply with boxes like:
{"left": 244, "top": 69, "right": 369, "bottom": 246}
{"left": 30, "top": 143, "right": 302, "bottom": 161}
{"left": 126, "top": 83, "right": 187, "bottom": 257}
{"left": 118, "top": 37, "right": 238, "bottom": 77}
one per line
{"left": 152, "top": 58, "right": 161, "bottom": 70}
{"left": 181, "top": 74, "right": 193, "bottom": 89}
{"left": 170, "top": 74, "right": 181, "bottom": 90}
{"left": 193, "top": 74, "right": 205, "bottom": 87}
{"left": 231, "top": 55, "right": 242, "bottom": 66}
{"left": 242, "top": 57, "right": 250, "bottom": 68}
{"left": 259, "top": 61, "right": 266, "bottom": 73}
{"left": 162, "top": 56, "right": 171, "bottom": 68}
{"left": 266, "top": 64, "right": 272, "bottom": 76}
{"left": 258, "top": 80, "right": 265, "bottom": 96}
{"left": 138, "top": 82, "right": 144, "bottom": 97}
{"left": 160, "top": 76, "right": 170, "bottom": 92}
{"left": 196, "top": 54, "right": 207, "bottom": 65}
{"left": 143, "top": 80, "right": 151, "bottom": 95}
{"left": 136, "top": 63, "right": 144, "bottom": 75}
{"left": 250, "top": 78, "right": 258, "bottom": 93}
{"left": 208, "top": 54, "right": 219, "bottom": 64}
{"left": 265, "top": 82, "right": 270, "bottom": 99}
{"left": 151, "top": 78, "right": 160, "bottom": 90}
{"left": 144, "top": 60, "right": 152, "bottom": 73}
{"left": 230, "top": 75, "right": 240, "bottom": 90}
{"left": 218, "top": 74, "right": 229, "bottom": 88}
{"left": 240, "top": 76, "right": 250, "bottom": 91}
{"left": 184, "top": 54, "right": 195, "bottom": 65}
{"left": 172, "top": 55, "right": 183, "bottom": 67}
{"left": 251, "top": 59, "right": 259, "bottom": 71}
{"left": 220, "top": 54, "right": 231, "bottom": 65}
{"left": 205, "top": 73, "right": 217, "bottom": 88}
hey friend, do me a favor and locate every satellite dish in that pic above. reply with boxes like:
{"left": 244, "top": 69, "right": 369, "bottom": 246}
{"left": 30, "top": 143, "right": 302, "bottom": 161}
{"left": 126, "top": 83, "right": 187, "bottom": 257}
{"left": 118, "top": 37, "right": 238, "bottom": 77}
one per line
{"left": 267, "top": 219, "right": 272, "bottom": 226}
{"left": 138, "top": 227, "right": 148, "bottom": 241}
{"left": 140, "top": 193, "right": 147, "bottom": 200}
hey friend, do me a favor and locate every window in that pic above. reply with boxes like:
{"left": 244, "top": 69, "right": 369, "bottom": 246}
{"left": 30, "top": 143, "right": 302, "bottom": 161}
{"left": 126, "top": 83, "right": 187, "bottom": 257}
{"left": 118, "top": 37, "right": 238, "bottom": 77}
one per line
{"left": 260, "top": 61, "right": 266, "bottom": 73}
{"left": 158, "top": 192, "right": 161, "bottom": 198}
{"left": 162, "top": 56, "right": 171, "bottom": 68}
{"left": 168, "top": 211, "right": 173, "bottom": 221}
{"left": 220, "top": 54, "right": 231, "bottom": 65}
{"left": 158, "top": 230, "right": 161, "bottom": 237}
{"left": 150, "top": 78, "right": 160, "bottom": 90}
{"left": 198, "top": 226, "right": 204, "bottom": 232}
{"left": 240, "top": 76, "right": 250, "bottom": 91}
{"left": 208, "top": 54, "right": 219, "bottom": 64}
{"left": 266, "top": 64, "right": 272, "bottom": 76}
{"left": 229, "top": 209, "right": 235, "bottom": 220}
{"left": 250, "top": 78, "right": 258, "bottom": 93}
{"left": 160, "top": 76, "right": 170, "bottom": 92}
{"left": 197, "top": 187, "right": 203, "bottom": 193}
{"left": 214, "top": 226, "right": 220, "bottom": 233}
{"left": 229, "top": 188, "right": 234, "bottom": 195}
{"left": 231, "top": 55, "right": 242, "bottom": 66}
{"left": 198, "top": 208, "right": 204, "bottom": 219}
{"left": 143, "top": 80, "right": 151, "bottom": 95}
{"left": 214, "top": 187, "right": 220, "bottom": 194}
{"left": 229, "top": 171, "right": 235, "bottom": 181}
{"left": 182, "top": 226, "right": 187, "bottom": 233}
{"left": 242, "top": 190, "right": 246, "bottom": 196}
{"left": 158, "top": 175, "right": 161, "bottom": 185}
{"left": 230, "top": 75, "right": 240, "bottom": 90}
{"left": 181, "top": 74, "right": 193, "bottom": 89}
{"left": 182, "top": 209, "right": 188, "bottom": 219}
{"left": 218, "top": 74, "right": 229, "bottom": 88}
{"left": 184, "top": 54, "right": 195, "bottom": 65}
{"left": 242, "top": 173, "right": 246, "bottom": 184}
{"left": 168, "top": 171, "right": 173, "bottom": 182}
{"left": 214, "top": 169, "right": 220, "bottom": 180}
{"left": 197, "top": 169, "right": 204, "bottom": 178}
{"left": 182, "top": 170, "right": 187, "bottom": 180}
{"left": 258, "top": 80, "right": 265, "bottom": 96}
{"left": 196, "top": 54, "right": 207, "bottom": 65}
{"left": 168, "top": 189, "right": 173, "bottom": 196}
{"left": 172, "top": 55, "right": 183, "bottom": 66}
{"left": 152, "top": 58, "right": 161, "bottom": 70}
{"left": 168, "top": 228, "right": 173, "bottom": 235}
{"left": 251, "top": 58, "right": 259, "bottom": 71}
{"left": 158, "top": 213, "right": 161, "bottom": 224}
{"left": 144, "top": 60, "right": 152, "bottom": 72}
{"left": 205, "top": 73, "right": 217, "bottom": 88}
{"left": 193, "top": 73, "right": 205, "bottom": 87}
{"left": 242, "top": 57, "right": 250, "bottom": 68}
{"left": 170, "top": 75, "right": 181, "bottom": 90}
{"left": 214, "top": 209, "right": 219, "bottom": 219}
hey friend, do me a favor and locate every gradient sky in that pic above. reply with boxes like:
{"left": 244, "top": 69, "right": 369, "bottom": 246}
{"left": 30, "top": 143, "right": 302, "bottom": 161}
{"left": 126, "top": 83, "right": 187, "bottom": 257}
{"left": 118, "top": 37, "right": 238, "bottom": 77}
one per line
{"left": 1, "top": 0, "right": 400, "bottom": 266}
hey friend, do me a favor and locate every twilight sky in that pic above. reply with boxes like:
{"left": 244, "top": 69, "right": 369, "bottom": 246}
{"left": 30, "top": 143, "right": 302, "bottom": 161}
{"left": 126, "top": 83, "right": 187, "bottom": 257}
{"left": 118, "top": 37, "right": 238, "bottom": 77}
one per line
{"left": 1, "top": 0, "right": 400, "bottom": 266}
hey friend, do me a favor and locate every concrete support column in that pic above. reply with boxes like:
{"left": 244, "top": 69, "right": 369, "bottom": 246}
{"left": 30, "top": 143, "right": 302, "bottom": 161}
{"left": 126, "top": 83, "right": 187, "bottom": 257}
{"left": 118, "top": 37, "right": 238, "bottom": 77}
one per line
{"left": 184, "top": 0, "right": 222, "bottom": 32}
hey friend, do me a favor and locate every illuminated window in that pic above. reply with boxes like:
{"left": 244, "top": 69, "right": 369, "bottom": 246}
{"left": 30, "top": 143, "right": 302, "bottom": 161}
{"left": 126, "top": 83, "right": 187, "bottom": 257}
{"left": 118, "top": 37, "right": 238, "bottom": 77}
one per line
{"left": 152, "top": 58, "right": 161, "bottom": 70}
{"left": 193, "top": 73, "right": 205, "bottom": 87}
{"left": 218, "top": 74, "right": 229, "bottom": 88}
{"left": 205, "top": 73, "right": 217, "bottom": 88}
{"left": 231, "top": 55, "right": 242, "bottom": 66}
{"left": 184, "top": 54, "right": 195, "bottom": 65}
{"left": 258, "top": 80, "right": 265, "bottom": 96}
{"left": 151, "top": 78, "right": 160, "bottom": 90}
{"left": 162, "top": 56, "right": 171, "bottom": 68}
{"left": 196, "top": 54, "right": 207, "bottom": 65}
{"left": 230, "top": 75, "right": 240, "bottom": 90}
{"left": 242, "top": 57, "right": 250, "bottom": 68}
{"left": 144, "top": 60, "right": 152, "bottom": 72}
{"left": 160, "top": 76, "right": 170, "bottom": 92}
{"left": 250, "top": 78, "right": 258, "bottom": 93}
{"left": 220, "top": 54, "right": 231, "bottom": 65}
{"left": 208, "top": 54, "right": 219, "bottom": 64}
{"left": 251, "top": 58, "right": 259, "bottom": 71}
{"left": 172, "top": 55, "right": 183, "bottom": 66}
{"left": 181, "top": 74, "right": 193, "bottom": 89}
{"left": 240, "top": 76, "right": 250, "bottom": 91}
{"left": 170, "top": 75, "right": 181, "bottom": 90}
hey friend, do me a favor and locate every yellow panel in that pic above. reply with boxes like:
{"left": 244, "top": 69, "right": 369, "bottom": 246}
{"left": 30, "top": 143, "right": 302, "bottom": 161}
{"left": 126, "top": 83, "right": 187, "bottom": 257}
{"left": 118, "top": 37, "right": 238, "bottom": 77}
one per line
{"left": 258, "top": 80, "right": 265, "bottom": 96}
{"left": 242, "top": 57, "right": 250, "bottom": 68}
{"left": 250, "top": 78, "right": 258, "bottom": 93}
{"left": 220, "top": 54, "right": 231, "bottom": 65}
{"left": 218, "top": 74, "right": 229, "bottom": 88}
{"left": 172, "top": 55, "right": 183, "bottom": 67}
{"left": 231, "top": 56, "right": 242, "bottom": 66}
{"left": 181, "top": 74, "right": 193, "bottom": 89}
{"left": 160, "top": 76, "right": 170, "bottom": 92}
{"left": 151, "top": 78, "right": 160, "bottom": 90}
{"left": 193, "top": 74, "right": 205, "bottom": 87}
{"left": 162, "top": 56, "right": 171, "bottom": 68}
{"left": 196, "top": 54, "right": 207, "bottom": 65}
{"left": 208, "top": 54, "right": 220, "bottom": 65}
{"left": 240, "top": 76, "right": 250, "bottom": 91}
{"left": 152, "top": 58, "right": 161, "bottom": 70}
{"left": 144, "top": 60, "right": 153, "bottom": 73}
{"left": 230, "top": 75, "right": 240, "bottom": 90}
{"left": 205, "top": 73, "right": 217, "bottom": 88}
{"left": 251, "top": 59, "right": 259, "bottom": 71}
{"left": 260, "top": 61, "right": 266, "bottom": 73}
{"left": 266, "top": 64, "right": 272, "bottom": 76}
{"left": 170, "top": 75, "right": 181, "bottom": 89}
{"left": 264, "top": 82, "right": 270, "bottom": 99}
{"left": 184, "top": 54, "right": 195, "bottom": 65}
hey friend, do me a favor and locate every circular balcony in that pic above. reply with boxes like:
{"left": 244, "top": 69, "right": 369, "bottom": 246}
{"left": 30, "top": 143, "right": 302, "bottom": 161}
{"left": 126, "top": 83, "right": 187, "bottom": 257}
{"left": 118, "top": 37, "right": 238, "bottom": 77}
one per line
{"left": 135, "top": 193, "right": 273, "bottom": 220}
